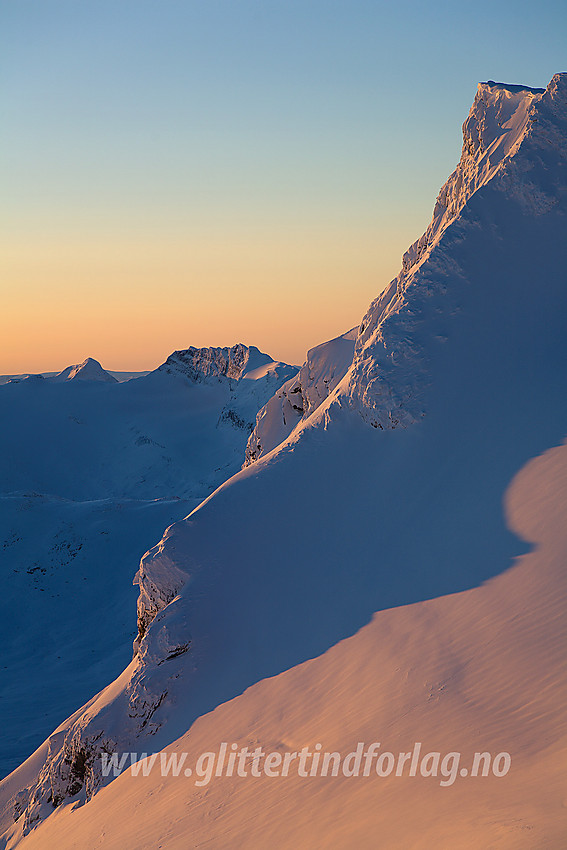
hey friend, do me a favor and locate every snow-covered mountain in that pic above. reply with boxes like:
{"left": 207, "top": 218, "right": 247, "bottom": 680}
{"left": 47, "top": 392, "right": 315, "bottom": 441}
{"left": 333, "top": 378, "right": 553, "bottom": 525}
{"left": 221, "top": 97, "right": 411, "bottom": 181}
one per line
{"left": 0, "top": 345, "right": 296, "bottom": 780}
{"left": 0, "top": 345, "right": 296, "bottom": 501}
{"left": 48, "top": 357, "right": 118, "bottom": 383}
{"left": 2, "top": 74, "right": 567, "bottom": 848}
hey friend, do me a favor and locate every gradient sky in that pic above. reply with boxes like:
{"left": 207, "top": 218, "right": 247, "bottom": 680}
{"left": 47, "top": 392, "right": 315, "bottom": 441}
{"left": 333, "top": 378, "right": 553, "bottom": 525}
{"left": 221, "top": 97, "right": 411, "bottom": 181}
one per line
{"left": 1, "top": 0, "right": 566, "bottom": 372}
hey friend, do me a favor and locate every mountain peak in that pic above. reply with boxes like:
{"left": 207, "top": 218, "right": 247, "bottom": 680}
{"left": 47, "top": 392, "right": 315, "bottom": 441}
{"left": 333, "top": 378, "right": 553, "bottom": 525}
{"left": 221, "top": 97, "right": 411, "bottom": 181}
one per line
{"left": 51, "top": 358, "right": 117, "bottom": 383}
{"left": 397, "top": 73, "right": 566, "bottom": 286}
{"left": 342, "top": 72, "right": 567, "bottom": 431}
{"left": 157, "top": 343, "right": 276, "bottom": 383}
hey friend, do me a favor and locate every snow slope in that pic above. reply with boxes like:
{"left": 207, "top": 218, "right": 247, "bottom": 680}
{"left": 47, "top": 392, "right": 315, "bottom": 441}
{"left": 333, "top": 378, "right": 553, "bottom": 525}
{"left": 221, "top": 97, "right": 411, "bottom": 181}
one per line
{"left": 2, "top": 74, "right": 566, "bottom": 847}
{"left": 6, "top": 437, "right": 566, "bottom": 849}
{"left": 0, "top": 346, "right": 296, "bottom": 778}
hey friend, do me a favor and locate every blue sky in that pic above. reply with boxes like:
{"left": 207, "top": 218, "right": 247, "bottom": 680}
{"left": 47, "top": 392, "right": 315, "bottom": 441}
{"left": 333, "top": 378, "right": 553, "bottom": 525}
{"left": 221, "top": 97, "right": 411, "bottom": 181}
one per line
{"left": 1, "top": 0, "right": 566, "bottom": 370}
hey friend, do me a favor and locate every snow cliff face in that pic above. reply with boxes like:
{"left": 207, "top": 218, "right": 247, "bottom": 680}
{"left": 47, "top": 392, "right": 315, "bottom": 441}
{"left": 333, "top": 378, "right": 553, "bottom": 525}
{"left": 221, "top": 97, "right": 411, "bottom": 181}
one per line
{"left": 3, "top": 74, "right": 567, "bottom": 842}
{"left": 344, "top": 74, "right": 567, "bottom": 430}
{"left": 244, "top": 328, "right": 357, "bottom": 465}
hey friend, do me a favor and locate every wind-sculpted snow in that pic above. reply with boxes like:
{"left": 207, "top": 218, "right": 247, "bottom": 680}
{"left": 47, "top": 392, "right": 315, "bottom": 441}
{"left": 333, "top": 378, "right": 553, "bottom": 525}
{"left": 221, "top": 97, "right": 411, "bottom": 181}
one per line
{"left": 245, "top": 328, "right": 357, "bottom": 465}
{"left": 344, "top": 73, "right": 567, "bottom": 429}
{"left": 2, "top": 74, "right": 567, "bottom": 845}
{"left": 134, "top": 524, "right": 195, "bottom": 646}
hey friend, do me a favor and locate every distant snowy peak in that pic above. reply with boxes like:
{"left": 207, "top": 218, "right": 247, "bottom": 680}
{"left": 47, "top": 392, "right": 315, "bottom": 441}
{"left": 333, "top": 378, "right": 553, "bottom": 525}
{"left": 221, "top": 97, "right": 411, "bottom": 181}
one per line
{"left": 157, "top": 343, "right": 293, "bottom": 385}
{"left": 50, "top": 358, "right": 117, "bottom": 383}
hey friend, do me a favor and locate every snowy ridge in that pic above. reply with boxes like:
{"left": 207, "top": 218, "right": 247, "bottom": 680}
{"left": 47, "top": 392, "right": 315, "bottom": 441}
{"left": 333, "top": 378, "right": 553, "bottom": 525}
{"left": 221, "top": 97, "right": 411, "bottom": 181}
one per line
{"left": 344, "top": 72, "right": 567, "bottom": 430}
{"left": 405, "top": 80, "right": 546, "bottom": 274}
{"left": 245, "top": 328, "right": 357, "bottom": 465}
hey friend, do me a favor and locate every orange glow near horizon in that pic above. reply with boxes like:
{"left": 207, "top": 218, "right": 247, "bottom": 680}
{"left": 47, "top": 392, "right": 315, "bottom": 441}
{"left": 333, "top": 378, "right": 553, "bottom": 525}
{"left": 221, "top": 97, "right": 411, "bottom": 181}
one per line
{"left": 3, "top": 0, "right": 563, "bottom": 377}
{"left": 1, "top": 220, "right": 408, "bottom": 374}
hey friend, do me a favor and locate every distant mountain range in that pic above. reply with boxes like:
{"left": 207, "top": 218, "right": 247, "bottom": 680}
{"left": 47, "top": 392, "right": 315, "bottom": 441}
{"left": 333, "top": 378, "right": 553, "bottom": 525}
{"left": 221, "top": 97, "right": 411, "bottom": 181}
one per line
{"left": 0, "top": 359, "right": 149, "bottom": 385}
{"left": 0, "top": 345, "right": 296, "bottom": 780}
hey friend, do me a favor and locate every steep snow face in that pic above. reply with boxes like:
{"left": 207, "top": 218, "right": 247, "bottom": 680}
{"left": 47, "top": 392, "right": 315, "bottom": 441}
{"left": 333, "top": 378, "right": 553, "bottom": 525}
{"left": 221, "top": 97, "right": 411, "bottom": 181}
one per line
{"left": 249, "top": 75, "right": 567, "bottom": 448}
{"left": 245, "top": 328, "right": 357, "bottom": 465}
{"left": 344, "top": 73, "right": 567, "bottom": 430}
{"left": 49, "top": 358, "right": 117, "bottom": 383}
{"left": 3, "top": 74, "right": 567, "bottom": 843}
{"left": 407, "top": 80, "right": 546, "bottom": 268}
